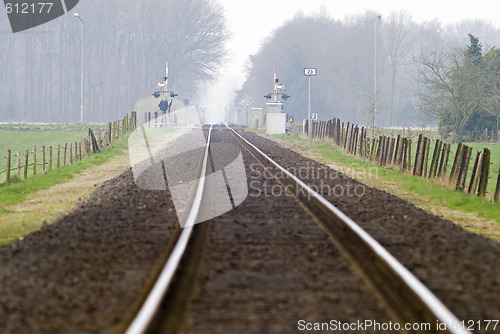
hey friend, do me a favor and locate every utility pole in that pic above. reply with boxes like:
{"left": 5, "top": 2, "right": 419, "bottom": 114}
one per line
{"left": 245, "top": 100, "right": 251, "bottom": 127}
{"left": 373, "top": 15, "right": 381, "bottom": 135}
{"left": 74, "top": 13, "right": 84, "bottom": 123}
{"left": 304, "top": 68, "right": 316, "bottom": 149}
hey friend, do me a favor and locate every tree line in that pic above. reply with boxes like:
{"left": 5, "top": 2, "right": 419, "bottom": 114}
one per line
{"left": 234, "top": 10, "right": 500, "bottom": 140}
{"left": 0, "top": 0, "right": 229, "bottom": 123}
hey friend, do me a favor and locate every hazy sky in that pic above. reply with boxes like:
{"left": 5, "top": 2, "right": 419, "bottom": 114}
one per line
{"left": 203, "top": 0, "right": 500, "bottom": 121}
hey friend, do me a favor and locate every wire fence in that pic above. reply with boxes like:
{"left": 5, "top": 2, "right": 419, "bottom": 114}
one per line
{"left": 291, "top": 118, "right": 500, "bottom": 203}
{"left": 1, "top": 112, "right": 137, "bottom": 187}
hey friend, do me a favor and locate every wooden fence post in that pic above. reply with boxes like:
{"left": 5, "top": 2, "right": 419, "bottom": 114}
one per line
{"left": 456, "top": 146, "right": 472, "bottom": 191}
{"left": 377, "top": 136, "right": 384, "bottom": 164}
{"left": 16, "top": 150, "right": 21, "bottom": 178}
{"left": 24, "top": 150, "right": 28, "bottom": 180}
{"left": 365, "top": 131, "right": 370, "bottom": 158}
{"left": 41, "top": 146, "right": 46, "bottom": 173}
{"left": 344, "top": 122, "right": 349, "bottom": 150}
{"left": 468, "top": 151, "right": 483, "bottom": 194}
{"left": 429, "top": 139, "right": 442, "bottom": 178}
{"left": 382, "top": 136, "right": 389, "bottom": 166}
{"left": 33, "top": 146, "right": 37, "bottom": 175}
{"left": 385, "top": 137, "right": 391, "bottom": 165}
{"left": 478, "top": 148, "right": 491, "bottom": 197}
{"left": 336, "top": 120, "right": 341, "bottom": 146}
{"left": 353, "top": 127, "right": 360, "bottom": 156}
{"left": 107, "top": 122, "right": 112, "bottom": 146}
{"left": 376, "top": 136, "right": 382, "bottom": 162}
{"left": 384, "top": 136, "right": 390, "bottom": 165}
{"left": 131, "top": 111, "right": 137, "bottom": 130}
{"left": 348, "top": 126, "right": 354, "bottom": 153}
{"left": 70, "top": 143, "right": 73, "bottom": 165}
{"left": 359, "top": 127, "right": 364, "bottom": 156}
{"left": 57, "top": 145, "right": 61, "bottom": 168}
{"left": 388, "top": 137, "right": 396, "bottom": 165}
{"left": 413, "top": 134, "right": 423, "bottom": 176}
{"left": 449, "top": 143, "right": 464, "bottom": 184}
{"left": 407, "top": 138, "right": 412, "bottom": 171}
{"left": 423, "top": 137, "right": 430, "bottom": 177}
{"left": 96, "top": 127, "right": 103, "bottom": 150}
{"left": 83, "top": 137, "right": 90, "bottom": 157}
{"left": 494, "top": 166, "right": 500, "bottom": 202}
{"left": 49, "top": 146, "right": 53, "bottom": 170}
{"left": 370, "top": 137, "right": 378, "bottom": 161}
{"left": 394, "top": 135, "right": 401, "bottom": 165}
{"left": 437, "top": 143, "right": 450, "bottom": 178}
{"left": 402, "top": 138, "right": 408, "bottom": 169}
{"left": 75, "top": 142, "right": 78, "bottom": 163}
{"left": 63, "top": 143, "right": 67, "bottom": 166}
{"left": 6, "top": 149, "right": 11, "bottom": 186}
{"left": 340, "top": 122, "right": 344, "bottom": 148}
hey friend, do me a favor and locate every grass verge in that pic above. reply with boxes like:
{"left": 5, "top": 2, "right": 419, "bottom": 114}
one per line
{"left": 269, "top": 134, "right": 500, "bottom": 241}
{"left": 0, "top": 137, "right": 128, "bottom": 213}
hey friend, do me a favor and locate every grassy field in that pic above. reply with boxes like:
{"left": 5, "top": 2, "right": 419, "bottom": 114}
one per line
{"left": 404, "top": 139, "right": 500, "bottom": 199}
{"left": 272, "top": 134, "right": 500, "bottom": 224}
{"left": 361, "top": 127, "right": 500, "bottom": 198}
{"left": 0, "top": 124, "right": 94, "bottom": 182}
{"left": 0, "top": 135, "right": 129, "bottom": 213}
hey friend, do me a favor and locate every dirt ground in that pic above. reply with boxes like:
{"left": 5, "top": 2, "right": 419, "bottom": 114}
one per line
{"left": 0, "top": 129, "right": 499, "bottom": 333}
{"left": 0, "top": 151, "right": 131, "bottom": 245}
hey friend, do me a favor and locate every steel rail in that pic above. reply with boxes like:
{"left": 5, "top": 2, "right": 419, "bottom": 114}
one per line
{"left": 125, "top": 124, "right": 213, "bottom": 334}
{"left": 227, "top": 124, "right": 470, "bottom": 334}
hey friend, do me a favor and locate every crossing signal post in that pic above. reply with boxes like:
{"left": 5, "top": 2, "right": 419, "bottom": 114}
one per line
{"left": 264, "top": 68, "right": 291, "bottom": 135}
{"left": 264, "top": 68, "right": 290, "bottom": 103}
{"left": 151, "top": 62, "right": 178, "bottom": 126}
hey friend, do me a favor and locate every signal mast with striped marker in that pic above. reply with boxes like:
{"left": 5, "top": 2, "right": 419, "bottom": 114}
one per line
{"left": 152, "top": 62, "right": 178, "bottom": 119}
{"left": 264, "top": 67, "right": 290, "bottom": 112}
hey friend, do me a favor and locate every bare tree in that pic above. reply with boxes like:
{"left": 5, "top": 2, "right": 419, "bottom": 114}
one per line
{"left": 416, "top": 47, "right": 485, "bottom": 141}
{"left": 0, "top": 0, "right": 229, "bottom": 122}
{"left": 382, "top": 11, "right": 413, "bottom": 125}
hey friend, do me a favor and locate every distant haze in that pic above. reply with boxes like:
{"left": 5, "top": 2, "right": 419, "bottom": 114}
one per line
{"left": 201, "top": 0, "right": 500, "bottom": 122}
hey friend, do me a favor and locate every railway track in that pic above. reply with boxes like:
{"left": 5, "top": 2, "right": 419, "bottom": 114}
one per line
{"left": 125, "top": 124, "right": 470, "bottom": 334}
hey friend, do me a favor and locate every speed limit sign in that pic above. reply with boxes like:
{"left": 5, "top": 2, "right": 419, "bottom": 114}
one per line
{"left": 310, "top": 113, "right": 318, "bottom": 120}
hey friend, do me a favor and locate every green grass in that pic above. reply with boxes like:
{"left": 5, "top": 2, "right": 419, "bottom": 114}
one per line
{"left": 362, "top": 131, "right": 500, "bottom": 198}
{"left": 404, "top": 139, "right": 500, "bottom": 198}
{"left": 370, "top": 126, "right": 440, "bottom": 141}
{"left": 0, "top": 122, "right": 93, "bottom": 132}
{"left": 272, "top": 134, "right": 500, "bottom": 222}
{"left": 0, "top": 136, "right": 128, "bottom": 213}
{"left": 0, "top": 124, "right": 93, "bottom": 178}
